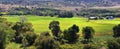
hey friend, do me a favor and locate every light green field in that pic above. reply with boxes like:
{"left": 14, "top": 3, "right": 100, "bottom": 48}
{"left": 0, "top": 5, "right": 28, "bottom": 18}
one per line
{"left": 4, "top": 15, "right": 120, "bottom": 36}
{"left": 4, "top": 15, "right": 120, "bottom": 49}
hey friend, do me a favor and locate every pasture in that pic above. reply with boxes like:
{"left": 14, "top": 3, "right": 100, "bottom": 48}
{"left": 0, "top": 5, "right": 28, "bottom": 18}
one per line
{"left": 4, "top": 15, "right": 120, "bottom": 35}
{"left": 3, "top": 15, "right": 120, "bottom": 49}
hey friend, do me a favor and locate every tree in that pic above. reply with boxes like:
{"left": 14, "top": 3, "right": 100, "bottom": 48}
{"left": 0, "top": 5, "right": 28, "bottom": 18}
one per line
{"left": 82, "top": 26, "right": 95, "bottom": 42}
{"left": 63, "top": 24, "right": 79, "bottom": 43}
{"left": 0, "top": 24, "right": 6, "bottom": 49}
{"left": 58, "top": 11, "right": 74, "bottom": 18}
{"left": 49, "top": 21, "right": 61, "bottom": 37}
{"left": 12, "top": 22, "right": 34, "bottom": 43}
{"left": 0, "top": 18, "right": 15, "bottom": 49}
{"left": 34, "top": 32, "right": 60, "bottom": 49}
{"left": 113, "top": 24, "right": 120, "bottom": 38}
{"left": 12, "top": 17, "right": 36, "bottom": 46}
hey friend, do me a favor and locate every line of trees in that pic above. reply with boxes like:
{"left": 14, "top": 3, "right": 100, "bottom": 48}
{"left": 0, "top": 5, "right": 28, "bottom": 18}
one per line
{"left": 0, "top": 7, "right": 74, "bottom": 18}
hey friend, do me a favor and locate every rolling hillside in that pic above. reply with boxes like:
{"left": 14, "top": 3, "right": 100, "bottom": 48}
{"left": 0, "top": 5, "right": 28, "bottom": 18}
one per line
{"left": 0, "top": 0, "right": 120, "bottom": 7}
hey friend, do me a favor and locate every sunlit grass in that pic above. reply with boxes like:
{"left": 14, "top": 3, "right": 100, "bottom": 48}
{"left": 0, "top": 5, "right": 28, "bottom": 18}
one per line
{"left": 4, "top": 15, "right": 120, "bottom": 49}
{"left": 4, "top": 15, "right": 120, "bottom": 36}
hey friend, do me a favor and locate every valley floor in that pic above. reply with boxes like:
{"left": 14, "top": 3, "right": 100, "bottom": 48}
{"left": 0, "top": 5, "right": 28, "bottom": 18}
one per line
{"left": 3, "top": 15, "right": 120, "bottom": 49}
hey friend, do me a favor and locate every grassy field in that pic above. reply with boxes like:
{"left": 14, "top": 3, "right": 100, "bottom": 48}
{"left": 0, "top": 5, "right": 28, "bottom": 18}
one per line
{"left": 4, "top": 15, "right": 120, "bottom": 35}
{"left": 3, "top": 15, "right": 120, "bottom": 49}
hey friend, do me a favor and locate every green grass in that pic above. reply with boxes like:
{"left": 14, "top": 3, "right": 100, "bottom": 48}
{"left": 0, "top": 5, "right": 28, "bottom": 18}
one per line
{"left": 4, "top": 15, "right": 120, "bottom": 35}
{"left": 4, "top": 15, "right": 120, "bottom": 49}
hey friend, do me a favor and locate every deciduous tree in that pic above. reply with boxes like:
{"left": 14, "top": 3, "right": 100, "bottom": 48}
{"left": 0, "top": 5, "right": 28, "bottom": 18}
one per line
{"left": 63, "top": 24, "right": 79, "bottom": 43}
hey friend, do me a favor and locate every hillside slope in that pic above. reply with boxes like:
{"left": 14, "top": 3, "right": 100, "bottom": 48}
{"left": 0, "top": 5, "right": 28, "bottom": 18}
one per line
{"left": 0, "top": 0, "right": 120, "bottom": 7}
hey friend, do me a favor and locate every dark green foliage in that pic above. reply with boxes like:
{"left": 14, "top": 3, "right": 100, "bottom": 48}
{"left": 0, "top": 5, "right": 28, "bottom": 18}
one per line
{"left": 83, "top": 44, "right": 99, "bottom": 49}
{"left": 7, "top": 7, "right": 60, "bottom": 16}
{"left": 63, "top": 24, "right": 79, "bottom": 43}
{"left": 22, "top": 35, "right": 28, "bottom": 49}
{"left": 58, "top": 11, "right": 74, "bottom": 18}
{"left": 76, "top": 8, "right": 120, "bottom": 18}
{"left": 49, "top": 21, "right": 61, "bottom": 37}
{"left": 0, "top": 13, "right": 3, "bottom": 16}
{"left": 24, "top": 32, "right": 37, "bottom": 46}
{"left": 0, "top": 18, "right": 15, "bottom": 49}
{"left": 34, "top": 32, "right": 60, "bottom": 49}
{"left": 82, "top": 26, "right": 95, "bottom": 41}
{"left": 0, "top": 24, "right": 6, "bottom": 49}
{"left": 0, "top": 18, "right": 7, "bottom": 23}
{"left": 107, "top": 39, "right": 120, "bottom": 49}
{"left": 12, "top": 22, "right": 35, "bottom": 44}
{"left": 8, "top": 7, "right": 32, "bottom": 15}
{"left": 113, "top": 24, "right": 120, "bottom": 38}
{"left": 116, "top": 38, "right": 120, "bottom": 44}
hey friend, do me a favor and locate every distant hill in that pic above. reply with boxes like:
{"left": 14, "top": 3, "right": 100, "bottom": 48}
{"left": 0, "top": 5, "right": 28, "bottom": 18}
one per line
{"left": 0, "top": 0, "right": 120, "bottom": 9}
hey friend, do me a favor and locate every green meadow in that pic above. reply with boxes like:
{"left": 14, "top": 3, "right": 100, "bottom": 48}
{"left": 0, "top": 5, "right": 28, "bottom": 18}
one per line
{"left": 4, "top": 15, "right": 120, "bottom": 36}
{"left": 3, "top": 15, "right": 120, "bottom": 49}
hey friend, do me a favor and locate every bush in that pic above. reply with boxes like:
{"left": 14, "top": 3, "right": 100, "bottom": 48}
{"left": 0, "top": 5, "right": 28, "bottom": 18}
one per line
{"left": 34, "top": 32, "right": 60, "bottom": 49}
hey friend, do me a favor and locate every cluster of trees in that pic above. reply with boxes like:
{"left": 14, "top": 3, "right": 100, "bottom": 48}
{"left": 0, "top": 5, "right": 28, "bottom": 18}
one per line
{"left": 48, "top": 21, "right": 120, "bottom": 49}
{"left": 76, "top": 9, "right": 120, "bottom": 17}
{"left": 58, "top": 11, "right": 74, "bottom": 18}
{"left": 7, "top": 7, "right": 60, "bottom": 16}
{"left": 2, "top": 7, "right": 120, "bottom": 18}
{"left": 1, "top": 7, "right": 74, "bottom": 18}
{"left": 49, "top": 21, "right": 95, "bottom": 44}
